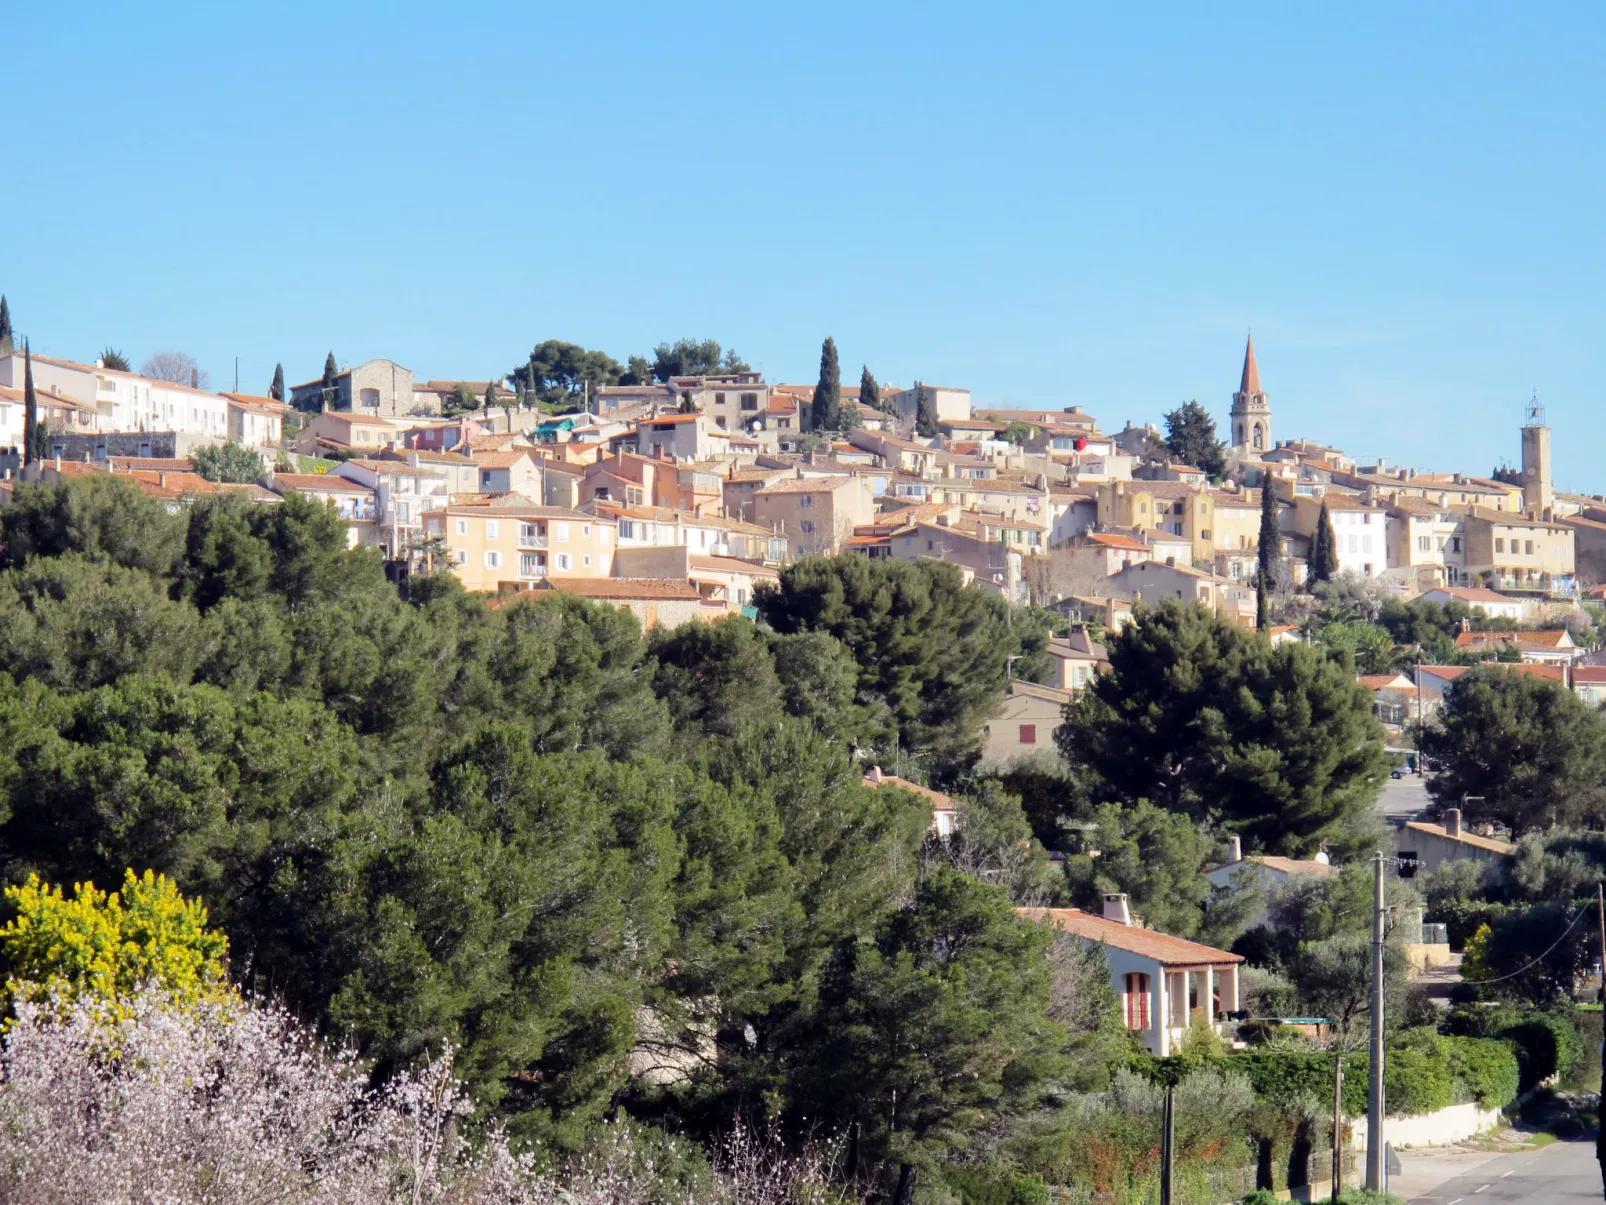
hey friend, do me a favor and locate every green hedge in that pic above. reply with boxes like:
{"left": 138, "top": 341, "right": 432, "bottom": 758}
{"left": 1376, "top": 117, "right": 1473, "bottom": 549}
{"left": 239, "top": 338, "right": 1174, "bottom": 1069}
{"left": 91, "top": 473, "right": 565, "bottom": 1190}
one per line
{"left": 1448, "top": 1036, "right": 1522, "bottom": 1109}
{"left": 1127, "top": 1036, "right": 1519, "bottom": 1117}
{"left": 1444, "top": 1005, "right": 1583, "bottom": 1093}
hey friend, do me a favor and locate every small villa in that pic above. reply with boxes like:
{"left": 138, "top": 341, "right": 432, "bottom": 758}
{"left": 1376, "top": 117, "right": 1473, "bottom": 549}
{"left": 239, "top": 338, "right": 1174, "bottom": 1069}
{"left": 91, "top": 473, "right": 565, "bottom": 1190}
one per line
{"left": 1020, "top": 895, "right": 1244, "bottom": 1056}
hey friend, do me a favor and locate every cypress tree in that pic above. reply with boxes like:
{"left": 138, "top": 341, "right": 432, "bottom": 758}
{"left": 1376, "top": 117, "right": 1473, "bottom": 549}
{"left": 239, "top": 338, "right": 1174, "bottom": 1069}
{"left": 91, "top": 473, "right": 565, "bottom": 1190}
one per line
{"left": 1257, "top": 479, "right": 1283, "bottom": 591}
{"left": 22, "top": 340, "right": 38, "bottom": 466}
{"left": 1256, "top": 567, "right": 1270, "bottom": 631}
{"left": 915, "top": 382, "right": 938, "bottom": 438}
{"left": 270, "top": 363, "right": 285, "bottom": 401}
{"left": 1312, "top": 500, "right": 1340, "bottom": 582}
{"left": 0, "top": 295, "right": 12, "bottom": 355}
{"left": 811, "top": 337, "right": 840, "bottom": 432}
{"left": 483, "top": 380, "right": 499, "bottom": 417}
{"left": 320, "top": 352, "right": 338, "bottom": 411}
{"left": 860, "top": 366, "right": 880, "bottom": 417}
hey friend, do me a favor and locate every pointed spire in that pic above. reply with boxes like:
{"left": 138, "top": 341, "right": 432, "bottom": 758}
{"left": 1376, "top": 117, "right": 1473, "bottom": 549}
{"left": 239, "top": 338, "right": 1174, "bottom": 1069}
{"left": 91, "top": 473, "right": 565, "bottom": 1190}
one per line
{"left": 1239, "top": 331, "right": 1261, "bottom": 396}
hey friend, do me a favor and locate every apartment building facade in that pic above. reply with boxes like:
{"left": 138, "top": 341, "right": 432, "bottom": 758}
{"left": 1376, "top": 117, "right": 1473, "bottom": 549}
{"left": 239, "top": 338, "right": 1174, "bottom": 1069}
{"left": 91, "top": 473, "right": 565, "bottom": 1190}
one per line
{"left": 426, "top": 504, "right": 617, "bottom": 592}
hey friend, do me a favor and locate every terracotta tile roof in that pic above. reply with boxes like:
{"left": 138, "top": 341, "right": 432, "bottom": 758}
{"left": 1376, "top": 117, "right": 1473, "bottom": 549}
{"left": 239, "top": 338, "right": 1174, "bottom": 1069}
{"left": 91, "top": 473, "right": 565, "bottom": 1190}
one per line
{"left": 1018, "top": 908, "right": 1244, "bottom": 967}
{"left": 1358, "top": 674, "right": 1415, "bottom": 691}
{"left": 538, "top": 577, "right": 702, "bottom": 600}
{"left": 1008, "top": 679, "right": 1075, "bottom": 705}
{"left": 221, "top": 392, "right": 292, "bottom": 415}
{"left": 310, "top": 411, "right": 396, "bottom": 428}
{"left": 128, "top": 470, "right": 224, "bottom": 494}
{"left": 105, "top": 457, "right": 193, "bottom": 472}
{"left": 1403, "top": 820, "right": 1514, "bottom": 855}
{"left": 1428, "top": 586, "right": 1519, "bottom": 605}
{"left": 637, "top": 413, "right": 702, "bottom": 427}
{"left": 1230, "top": 855, "right": 1340, "bottom": 879}
{"left": 218, "top": 483, "right": 283, "bottom": 503}
{"left": 472, "top": 450, "right": 537, "bottom": 469}
{"left": 1084, "top": 531, "right": 1150, "bottom": 552}
{"left": 687, "top": 554, "right": 780, "bottom": 579}
{"left": 1572, "top": 666, "right": 1606, "bottom": 684}
{"left": 1454, "top": 630, "right": 1573, "bottom": 652}
{"left": 444, "top": 503, "right": 597, "bottom": 521}
{"left": 46, "top": 461, "right": 106, "bottom": 478}
{"left": 272, "top": 473, "right": 374, "bottom": 494}
{"left": 860, "top": 767, "right": 955, "bottom": 810}
{"left": 1420, "top": 663, "right": 1566, "bottom": 684}
{"left": 755, "top": 475, "right": 853, "bottom": 495}
{"left": 1466, "top": 506, "right": 1570, "bottom": 530}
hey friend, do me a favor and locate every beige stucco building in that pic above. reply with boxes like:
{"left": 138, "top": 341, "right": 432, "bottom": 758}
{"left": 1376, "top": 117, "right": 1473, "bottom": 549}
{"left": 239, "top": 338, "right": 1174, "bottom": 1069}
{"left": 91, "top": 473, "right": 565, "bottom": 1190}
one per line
{"left": 752, "top": 474, "right": 876, "bottom": 558}
{"left": 1461, "top": 507, "right": 1575, "bottom": 595}
{"left": 426, "top": 504, "right": 616, "bottom": 592}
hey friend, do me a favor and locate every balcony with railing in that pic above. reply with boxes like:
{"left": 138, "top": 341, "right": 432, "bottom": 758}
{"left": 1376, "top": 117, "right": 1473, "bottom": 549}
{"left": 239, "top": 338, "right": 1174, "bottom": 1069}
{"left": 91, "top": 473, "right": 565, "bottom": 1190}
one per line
{"left": 1484, "top": 570, "right": 1576, "bottom": 598}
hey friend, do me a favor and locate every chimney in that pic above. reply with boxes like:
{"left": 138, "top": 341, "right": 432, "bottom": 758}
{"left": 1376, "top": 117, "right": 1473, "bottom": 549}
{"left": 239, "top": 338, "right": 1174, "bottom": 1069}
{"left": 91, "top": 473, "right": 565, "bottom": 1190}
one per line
{"left": 1227, "top": 835, "right": 1243, "bottom": 864}
{"left": 1445, "top": 807, "right": 1463, "bottom": 837}
{"left": 866, "top": 766, "right": 883, "bottom": 784}
{"left": 54, "top": 454, "right": 61, "bottom": 472}
{"left": 1314, "top": 850, "right": 1331, "bottom": 865}
{"left": 1102, "top": 893, "right": 1132, "bottom": 925}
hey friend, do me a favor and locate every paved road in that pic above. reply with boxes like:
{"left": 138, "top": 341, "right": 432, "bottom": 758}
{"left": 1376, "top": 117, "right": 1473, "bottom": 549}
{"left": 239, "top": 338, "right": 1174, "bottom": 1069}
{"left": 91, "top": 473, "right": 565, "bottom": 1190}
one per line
{"left": 1407, "top": 1136, "right": 1602, "bottom": 1202}
{"left": 1379, "top": 771, "right": 1430, "bottom": 822}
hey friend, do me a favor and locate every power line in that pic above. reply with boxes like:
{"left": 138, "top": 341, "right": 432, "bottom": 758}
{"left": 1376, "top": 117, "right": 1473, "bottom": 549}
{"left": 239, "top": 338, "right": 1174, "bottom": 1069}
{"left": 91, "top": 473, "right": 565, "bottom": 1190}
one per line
{"left": 1455, "top": 903, "right": 1593, "bottom": 987}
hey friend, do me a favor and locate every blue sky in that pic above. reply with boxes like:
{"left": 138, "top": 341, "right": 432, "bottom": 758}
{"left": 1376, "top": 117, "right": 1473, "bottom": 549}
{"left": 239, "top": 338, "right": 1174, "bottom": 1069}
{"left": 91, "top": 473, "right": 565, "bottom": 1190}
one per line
{"left": 11, "top": 3, "right": 1606, "bottom": 486}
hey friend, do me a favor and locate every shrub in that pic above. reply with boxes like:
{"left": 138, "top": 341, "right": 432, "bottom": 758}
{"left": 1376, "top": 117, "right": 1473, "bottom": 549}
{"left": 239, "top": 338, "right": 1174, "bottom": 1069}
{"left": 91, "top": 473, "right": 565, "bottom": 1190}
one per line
{"left": 1434, "top": 899, "right": 1510, "bottom": 949}
{"left": 1242, "top": 1191, "right": 1280, "bottom": 1205}
{"left": 1447, "top": 1036, "right": 1520, "bottom": 1109}
{"left": 1384, "top": 1043, "right": 1453, "bottom": 1115}
{"left": 1501, "top": 1012, "right": 1583, "bottom": 1092}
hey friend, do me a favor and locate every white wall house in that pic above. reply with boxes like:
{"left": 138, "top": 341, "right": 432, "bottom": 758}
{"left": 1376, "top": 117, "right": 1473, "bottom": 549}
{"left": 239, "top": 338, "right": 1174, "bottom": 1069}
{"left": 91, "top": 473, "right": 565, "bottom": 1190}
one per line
{"left": 0, "top": 352, "right": 230, "bottom": 446}
{"left": 1021, "top": 897, "right": 1243, "bottom": 1056}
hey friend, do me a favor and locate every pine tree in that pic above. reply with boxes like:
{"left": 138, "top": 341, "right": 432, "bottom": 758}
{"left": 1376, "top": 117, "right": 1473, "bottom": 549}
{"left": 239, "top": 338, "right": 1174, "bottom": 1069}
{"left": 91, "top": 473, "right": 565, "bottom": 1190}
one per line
{"left": 22, "top": 341, "right": 38, "bottom": 465}
{"left": 1257, "top": 479, "right": 1283, "bottom": 591}
{"left": 811, "top": 337, "right": 840, "bottom": 432}
{"left": 270, "top": 364, "right": 285, "bottom": 401}
{"left": 1312, "top": 500, "right": 1340, "bottom": 582}
{"left": 860, "top": 366, "right": 880, "bottom": 417}
{"left": 915, "top": 382, "right": 938, "bottom": 438}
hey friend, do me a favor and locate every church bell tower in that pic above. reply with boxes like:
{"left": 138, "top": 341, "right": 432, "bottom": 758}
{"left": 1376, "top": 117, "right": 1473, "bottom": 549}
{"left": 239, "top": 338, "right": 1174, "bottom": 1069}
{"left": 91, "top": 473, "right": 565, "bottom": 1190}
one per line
{"left": 1230, "top": 333, "right": 1272, "bottom": 455}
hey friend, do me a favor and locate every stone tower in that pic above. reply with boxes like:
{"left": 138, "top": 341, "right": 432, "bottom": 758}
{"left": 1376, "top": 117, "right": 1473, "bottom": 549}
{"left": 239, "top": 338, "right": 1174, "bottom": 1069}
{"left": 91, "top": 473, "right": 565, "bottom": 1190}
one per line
{"left": 1230, "top": 333, "right": 1272, "bottom": 455}
{"left": 1521, "top": 393, "right": 1553, "bottom": 518}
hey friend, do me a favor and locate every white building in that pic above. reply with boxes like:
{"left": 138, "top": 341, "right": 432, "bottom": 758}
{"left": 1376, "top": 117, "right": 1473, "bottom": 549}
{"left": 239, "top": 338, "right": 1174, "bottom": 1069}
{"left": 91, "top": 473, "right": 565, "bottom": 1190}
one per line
{"left": 222, "top": 393, "right": 287, "bottom": 452}
{"left": 1021, "top": 898, "right": 1243, "bottom": 1056}
{"left": 0, "top": 352, "right": 230, "bottom": 448}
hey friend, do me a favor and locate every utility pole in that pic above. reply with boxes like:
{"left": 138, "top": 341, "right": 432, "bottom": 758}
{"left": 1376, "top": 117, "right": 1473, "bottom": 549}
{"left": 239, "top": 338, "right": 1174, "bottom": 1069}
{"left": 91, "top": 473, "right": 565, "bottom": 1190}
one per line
{"left": 1414, "top": 652, "right": 1424, "bottom": 775}
{"left": 1331, "top": 1052, "right": 1344, "bottom": 1202}
{"left": 1160, "top": 1082, "right": 1175, "bottom": 1205}
{"left": 1366, "top": 849, "right": 1386, "bottom": 1192}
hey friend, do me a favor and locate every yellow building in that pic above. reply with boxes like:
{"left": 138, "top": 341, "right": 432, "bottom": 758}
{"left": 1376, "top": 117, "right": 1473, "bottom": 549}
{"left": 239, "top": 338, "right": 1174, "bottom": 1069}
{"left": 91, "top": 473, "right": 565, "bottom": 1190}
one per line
{"left": 426, "top": 504, "right": 616, "bottom": 592}
{"left": 1462, "top": 507, "right": 1575, "bottom": 595}
{"left": 1097, "top": 481, "right": 1212, "bottom": 565}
